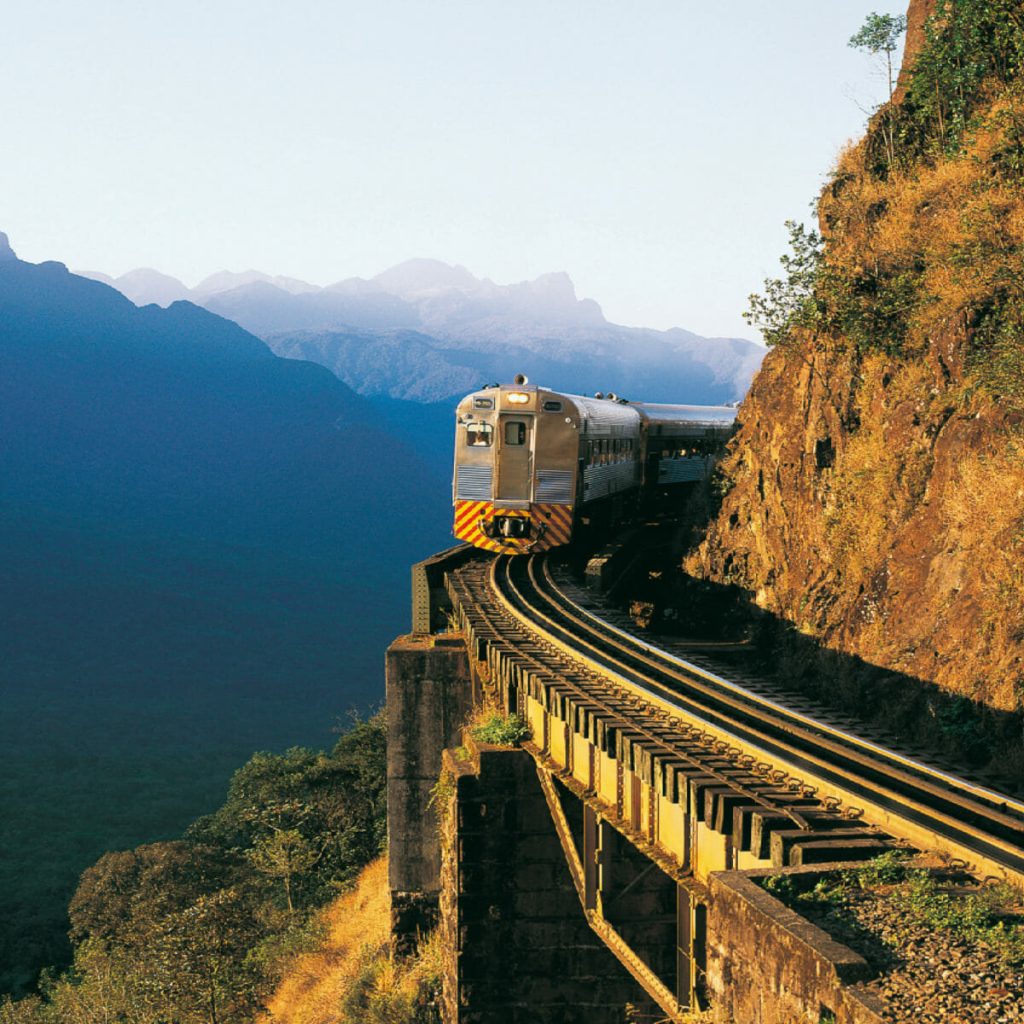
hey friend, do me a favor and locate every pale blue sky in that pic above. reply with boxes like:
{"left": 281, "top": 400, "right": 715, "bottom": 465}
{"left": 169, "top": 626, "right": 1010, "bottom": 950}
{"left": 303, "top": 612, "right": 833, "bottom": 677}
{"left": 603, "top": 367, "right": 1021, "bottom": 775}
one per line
{"left": 1, "top": 1, "right": 905, "bottom": 338}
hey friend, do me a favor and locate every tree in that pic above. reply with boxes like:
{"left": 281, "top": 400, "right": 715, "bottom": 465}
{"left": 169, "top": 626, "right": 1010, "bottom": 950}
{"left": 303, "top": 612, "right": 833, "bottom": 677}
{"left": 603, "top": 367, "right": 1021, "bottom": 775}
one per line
{"left": 17, "top": 712, "right": 389, "bottom": 1024}
{"left": 849, "top": 11, "right": 908, "bottom": 165}
{"left": 150, "top": 888, "right": 262, "bottom": 1024}
{"left": 850, "top": 12, "right": 908, "bottom": 98}
{"left": 744, "top": 220, "right": 825, "bottom": 347}
{"left": 246, "top": 830, "right": 320, "bottom": 913}
{"left": 68, "top": 841, "right": 232, "bottom": 950}
{"left": 187, "top": 711, "right": 387, "bottom": 902}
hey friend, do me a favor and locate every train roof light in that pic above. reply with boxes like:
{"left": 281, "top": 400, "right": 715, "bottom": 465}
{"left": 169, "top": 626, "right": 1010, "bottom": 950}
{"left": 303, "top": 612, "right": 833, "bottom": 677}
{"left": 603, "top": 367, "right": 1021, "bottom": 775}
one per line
{"left": 514, "top": 373, "right": 529, "bottom": 385}
{"left": 507, "top": 392, "right": 530, "bottom": 404}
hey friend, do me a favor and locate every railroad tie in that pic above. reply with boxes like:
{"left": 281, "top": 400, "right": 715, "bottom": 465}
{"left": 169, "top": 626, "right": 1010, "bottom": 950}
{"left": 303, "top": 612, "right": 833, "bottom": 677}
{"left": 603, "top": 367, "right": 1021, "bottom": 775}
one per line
{"left": 789, "top": 837, "right": 893, "bottom": 867}
{"left": 769, "top": 827, "right": 890, "bottom": 867}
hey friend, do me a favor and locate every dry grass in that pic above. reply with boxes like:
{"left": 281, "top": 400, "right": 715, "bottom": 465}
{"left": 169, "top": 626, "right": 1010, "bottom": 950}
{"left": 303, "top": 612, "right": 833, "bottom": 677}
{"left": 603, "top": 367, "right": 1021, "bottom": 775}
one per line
{"left": 822, "top": 87, "right": 1024, "bottom": 359}
{"left": 261, "top": 857, "right": 391, "bottom": 1024}
{"left": 261, "top": 855, "right": 442, "bottom": 1024}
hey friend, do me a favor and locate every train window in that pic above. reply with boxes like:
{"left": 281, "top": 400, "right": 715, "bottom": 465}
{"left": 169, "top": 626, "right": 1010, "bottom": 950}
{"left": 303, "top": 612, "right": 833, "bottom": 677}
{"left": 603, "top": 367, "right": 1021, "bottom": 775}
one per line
{"left": 543, "top": 400, "right": 563, "bottom": 412}
{"left": 504, "top": 421, "right": 526, "bottom": 446}
{"left": 466, "top": 422, "right": 493, "bottom": 447}
{"left": 474, "top": 397, "right": 494, "bottom": 410}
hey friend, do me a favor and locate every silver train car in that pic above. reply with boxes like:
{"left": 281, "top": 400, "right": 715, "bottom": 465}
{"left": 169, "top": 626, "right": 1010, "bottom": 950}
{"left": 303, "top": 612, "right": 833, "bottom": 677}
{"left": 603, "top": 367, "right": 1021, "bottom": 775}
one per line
{"left": 452, "top": 375, "right": 736, "bottom": 553}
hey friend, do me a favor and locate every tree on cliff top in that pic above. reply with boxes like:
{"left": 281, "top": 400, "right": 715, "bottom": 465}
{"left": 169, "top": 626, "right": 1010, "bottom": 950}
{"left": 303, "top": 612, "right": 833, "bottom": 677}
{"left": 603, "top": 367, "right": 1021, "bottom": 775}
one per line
{"left": 850, "top": 11, "right": 907, "bottom": 165}
{"left": 743, "top": 221, "right": 824, "bottom": 349}
{"left": 749, "top": 4, "right": 1024, "bottom": 361}
{"left": 850, "top": 11, "right": 908, "bottom": 99}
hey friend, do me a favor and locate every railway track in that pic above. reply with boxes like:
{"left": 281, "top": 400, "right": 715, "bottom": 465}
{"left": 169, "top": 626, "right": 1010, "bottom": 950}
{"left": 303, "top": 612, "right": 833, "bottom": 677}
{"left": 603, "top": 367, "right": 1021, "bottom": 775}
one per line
{"left": 447, "top": 549, "right": 1024, "bottom": 885}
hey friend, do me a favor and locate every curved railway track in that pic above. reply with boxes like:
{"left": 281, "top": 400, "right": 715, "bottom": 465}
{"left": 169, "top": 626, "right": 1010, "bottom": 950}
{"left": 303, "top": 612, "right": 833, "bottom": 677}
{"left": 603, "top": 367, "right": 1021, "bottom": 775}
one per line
{"left": 449, "top": 548, "right": 1024, "bottom": 886}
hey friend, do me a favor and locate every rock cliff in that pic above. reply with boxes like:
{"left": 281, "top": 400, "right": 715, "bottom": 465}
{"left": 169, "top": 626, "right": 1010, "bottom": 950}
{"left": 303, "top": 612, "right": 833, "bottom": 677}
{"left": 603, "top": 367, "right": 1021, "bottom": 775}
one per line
{"left": 687, "top": 0, "right": 1024, "bottom": 719}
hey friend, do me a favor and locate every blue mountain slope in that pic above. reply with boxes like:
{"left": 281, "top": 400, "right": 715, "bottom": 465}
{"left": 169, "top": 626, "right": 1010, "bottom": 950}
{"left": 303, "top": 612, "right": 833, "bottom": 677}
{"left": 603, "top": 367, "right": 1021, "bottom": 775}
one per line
{"left": 0, "top": 254, "right": 451, "bottom": 993}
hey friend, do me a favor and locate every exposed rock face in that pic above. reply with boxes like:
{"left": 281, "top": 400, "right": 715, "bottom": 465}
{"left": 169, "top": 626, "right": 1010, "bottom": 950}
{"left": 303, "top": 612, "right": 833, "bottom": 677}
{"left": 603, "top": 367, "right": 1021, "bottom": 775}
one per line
{"left": 687, "top": 0, "right": 1024, "bottom": 715}
{"left": 687, "top": 326, "right": 1023, "bottom": 712}
{"left": 894, "top": 0, "right": 938, "bottom": 102}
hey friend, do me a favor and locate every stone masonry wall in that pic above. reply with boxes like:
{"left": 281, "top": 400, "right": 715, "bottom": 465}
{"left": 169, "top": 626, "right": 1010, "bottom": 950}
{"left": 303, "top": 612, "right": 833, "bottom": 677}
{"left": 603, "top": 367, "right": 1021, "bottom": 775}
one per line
{"left": 386, "top": 634, "right": 473, "bottom": 949}
{"left": 439, "top": 738, "right": 646, "bottom": 1024}
{"left": 707, "top": 870, "right": 886, "bottom": 1024}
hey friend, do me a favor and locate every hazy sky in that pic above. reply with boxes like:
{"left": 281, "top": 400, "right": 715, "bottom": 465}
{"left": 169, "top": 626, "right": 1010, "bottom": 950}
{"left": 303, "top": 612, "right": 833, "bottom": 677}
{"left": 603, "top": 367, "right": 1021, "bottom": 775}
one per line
{"left": 2, "top": 1, "right": 906, "bottom": 338}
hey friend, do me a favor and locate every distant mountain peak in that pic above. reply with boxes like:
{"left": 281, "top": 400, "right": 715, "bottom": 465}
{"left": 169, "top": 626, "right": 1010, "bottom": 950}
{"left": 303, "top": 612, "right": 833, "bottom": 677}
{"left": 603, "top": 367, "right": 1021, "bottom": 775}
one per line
{"left": 67, "top": 255, "right": 761, "bottom": 402}
{"left": 372, "top": 258, "right": 478, "bottom": 296}
{"left": 193, "top": 269, "right": 318, "bottom": 298}
{"left": 76, "top": 269, "right": 117, "bottom": 286}
{"left": 119, "top": 266, "right": 182, "bottom": 284}
{"left": 112, "top": 268, "right": 191, "bottom": 308}
{"left": 0, "top": 231, "right": 17, "bottom": 261}
{"left": 532, "top": 270, "right": 575, "bottom": 292}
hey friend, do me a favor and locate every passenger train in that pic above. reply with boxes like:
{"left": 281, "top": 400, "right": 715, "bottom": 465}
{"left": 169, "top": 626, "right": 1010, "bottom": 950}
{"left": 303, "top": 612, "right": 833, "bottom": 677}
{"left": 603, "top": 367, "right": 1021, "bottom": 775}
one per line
{"left": 452, "top": 375, "right": 736, "bottom": 553}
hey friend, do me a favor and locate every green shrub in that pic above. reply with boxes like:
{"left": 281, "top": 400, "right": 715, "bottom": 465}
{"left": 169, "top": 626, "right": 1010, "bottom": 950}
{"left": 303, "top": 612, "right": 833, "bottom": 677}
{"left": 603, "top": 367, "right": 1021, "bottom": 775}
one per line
{"left": 338, "top": 937, "right": 441, "bottom": 1024}
{"left": 470, "top": 713, "right": 531, "bottom": 746}
{"left": 899, "top": 0, "right": 1024, "bottom": 161}
{"left": 764, "top": 853, "right": 1024, "bottom": 967}
{"left": 762, "top": 874, "right": 799, "bottom": 900}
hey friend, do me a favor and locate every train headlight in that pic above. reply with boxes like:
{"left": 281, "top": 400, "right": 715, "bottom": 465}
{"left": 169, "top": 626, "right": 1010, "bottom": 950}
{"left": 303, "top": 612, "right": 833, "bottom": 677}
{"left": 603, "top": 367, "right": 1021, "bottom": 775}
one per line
{"left": 507, "top": 392, "right": 530, "bottom": 404}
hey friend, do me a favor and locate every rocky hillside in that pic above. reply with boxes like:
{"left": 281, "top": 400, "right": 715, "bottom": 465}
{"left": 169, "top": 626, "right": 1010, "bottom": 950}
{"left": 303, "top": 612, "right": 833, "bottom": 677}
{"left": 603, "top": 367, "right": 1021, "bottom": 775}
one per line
{"left": 687, "top": 0, "right": 1024, "bottom": 718}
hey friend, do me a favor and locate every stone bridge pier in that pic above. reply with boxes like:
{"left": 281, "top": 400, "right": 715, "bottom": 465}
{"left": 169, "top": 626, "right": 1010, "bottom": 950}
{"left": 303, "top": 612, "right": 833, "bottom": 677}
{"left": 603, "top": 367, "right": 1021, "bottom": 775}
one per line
{"left": 387, "top": 632, "right": 650, "bottom": 1022}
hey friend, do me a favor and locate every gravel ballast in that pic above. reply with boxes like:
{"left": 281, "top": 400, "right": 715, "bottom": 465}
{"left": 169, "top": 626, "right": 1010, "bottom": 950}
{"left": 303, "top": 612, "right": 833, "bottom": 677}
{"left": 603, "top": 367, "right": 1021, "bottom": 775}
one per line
{"left": 761, "top": 862, "right": 1024, "bottom": 1024}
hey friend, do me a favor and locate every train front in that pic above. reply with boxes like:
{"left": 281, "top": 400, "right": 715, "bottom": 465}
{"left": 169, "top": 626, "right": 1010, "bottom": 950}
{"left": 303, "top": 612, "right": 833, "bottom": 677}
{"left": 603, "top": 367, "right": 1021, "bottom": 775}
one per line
{"left": 452, "top": 379, "right": 577, "bottom": 553}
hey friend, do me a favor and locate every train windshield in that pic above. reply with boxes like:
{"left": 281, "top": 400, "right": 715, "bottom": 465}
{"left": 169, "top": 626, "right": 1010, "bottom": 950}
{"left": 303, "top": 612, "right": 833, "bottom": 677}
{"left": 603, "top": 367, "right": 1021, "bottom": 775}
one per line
{"left": 466, "top": 422, "right": 493, "bottom": 447}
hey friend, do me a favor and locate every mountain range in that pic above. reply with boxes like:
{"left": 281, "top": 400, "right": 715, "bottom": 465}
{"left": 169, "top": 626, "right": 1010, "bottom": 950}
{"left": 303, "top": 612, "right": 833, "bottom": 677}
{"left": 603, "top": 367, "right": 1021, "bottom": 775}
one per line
{"left": 79, "top": 259, "right": 765, "bottom": 406}
{"left": 0, "top": 232, "right": 450, "bottom": 991}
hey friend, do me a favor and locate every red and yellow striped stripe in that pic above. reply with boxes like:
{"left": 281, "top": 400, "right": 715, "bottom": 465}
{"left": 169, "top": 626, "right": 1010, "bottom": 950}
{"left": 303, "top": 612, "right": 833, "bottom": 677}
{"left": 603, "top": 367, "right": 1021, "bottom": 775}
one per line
{"left": 453, "top": 500, "right": 574, "bottom": 554}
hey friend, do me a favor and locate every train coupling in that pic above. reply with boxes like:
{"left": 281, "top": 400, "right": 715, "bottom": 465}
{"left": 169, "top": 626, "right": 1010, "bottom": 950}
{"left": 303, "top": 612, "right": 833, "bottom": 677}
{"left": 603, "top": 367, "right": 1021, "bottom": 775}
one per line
{"left": 481, "top": 514, "right": 532, "bottom": 539}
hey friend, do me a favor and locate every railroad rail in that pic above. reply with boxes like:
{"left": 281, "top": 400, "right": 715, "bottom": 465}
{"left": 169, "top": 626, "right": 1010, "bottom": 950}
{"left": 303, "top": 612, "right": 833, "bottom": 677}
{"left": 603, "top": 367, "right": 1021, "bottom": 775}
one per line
{"left": 446, "top": 549, "right": 1024, "bottom": 888}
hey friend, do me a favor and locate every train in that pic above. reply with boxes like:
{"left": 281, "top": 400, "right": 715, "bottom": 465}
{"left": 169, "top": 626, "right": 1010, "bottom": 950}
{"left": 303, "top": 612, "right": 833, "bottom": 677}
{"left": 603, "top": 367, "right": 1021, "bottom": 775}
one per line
{"left": 452, "top": 375, "right": 737, "bottom": 554}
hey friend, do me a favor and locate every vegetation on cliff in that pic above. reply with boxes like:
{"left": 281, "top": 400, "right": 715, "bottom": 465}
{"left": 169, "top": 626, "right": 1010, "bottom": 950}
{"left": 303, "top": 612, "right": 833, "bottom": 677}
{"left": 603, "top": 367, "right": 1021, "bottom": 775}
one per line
{"left": 749, "top": 0, "right": 1024, "bottom": 367}
{"left": 690, "top": 1, "right": 1024, "bottom": 760}
{"left": 0, "top": 714, "right": 387, "bottom": 1024}
{"left": 261, "top": 858, "right": 441, "bottom": 1024}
